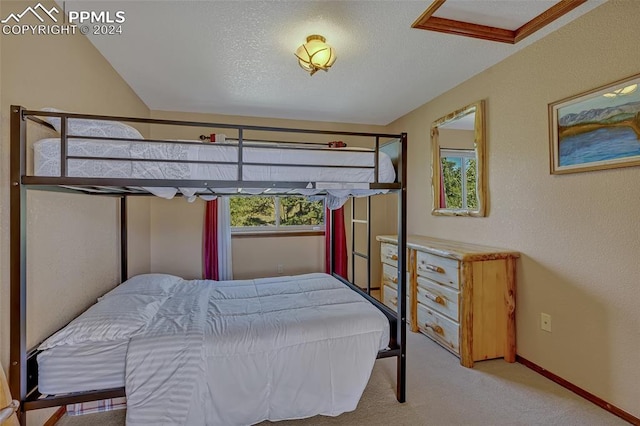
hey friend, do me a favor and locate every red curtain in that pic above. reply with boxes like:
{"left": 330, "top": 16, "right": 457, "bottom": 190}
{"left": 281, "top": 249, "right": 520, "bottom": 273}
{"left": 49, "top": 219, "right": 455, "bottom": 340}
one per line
{"left": 203, "top": 199, "right": 218, "bottom": 280}
{"left": 203, "top": 134, "right": 219, "bottom": 280}
{"left": 325, "top": 206, "right": 347, "bottom": 278}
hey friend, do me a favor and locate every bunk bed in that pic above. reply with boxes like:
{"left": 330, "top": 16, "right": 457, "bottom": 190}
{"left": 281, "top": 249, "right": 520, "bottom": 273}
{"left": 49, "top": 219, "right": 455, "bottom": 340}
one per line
{"left": 9, "top": 106, "right": 408, "bottom": 425}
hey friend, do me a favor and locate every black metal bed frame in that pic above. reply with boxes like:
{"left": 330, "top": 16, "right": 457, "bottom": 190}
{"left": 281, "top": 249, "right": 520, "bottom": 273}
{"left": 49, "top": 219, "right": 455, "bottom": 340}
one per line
{"left": 9, "top": 105, "right": 408, "bottom": 424}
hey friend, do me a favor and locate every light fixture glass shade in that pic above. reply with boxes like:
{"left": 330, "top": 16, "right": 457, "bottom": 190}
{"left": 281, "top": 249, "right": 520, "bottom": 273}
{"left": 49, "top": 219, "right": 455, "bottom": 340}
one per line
{"left": 295, "top": 35, "right": 336, "bottom": 76}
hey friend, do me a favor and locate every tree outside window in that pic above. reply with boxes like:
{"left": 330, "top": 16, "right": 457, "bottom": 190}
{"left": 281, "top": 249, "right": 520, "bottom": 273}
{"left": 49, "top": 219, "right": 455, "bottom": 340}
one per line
{"left": 230, "top": 196, "right": 324, "bottom": 232}
{"left": 440, "top": 149, "right": 477, "bottom": 210}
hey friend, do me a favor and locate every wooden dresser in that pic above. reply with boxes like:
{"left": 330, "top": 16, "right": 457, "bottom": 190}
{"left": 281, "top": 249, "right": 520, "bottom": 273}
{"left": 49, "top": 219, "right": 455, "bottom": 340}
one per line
{"left": 377, "top": 235, "right": 520, "bottom": 367}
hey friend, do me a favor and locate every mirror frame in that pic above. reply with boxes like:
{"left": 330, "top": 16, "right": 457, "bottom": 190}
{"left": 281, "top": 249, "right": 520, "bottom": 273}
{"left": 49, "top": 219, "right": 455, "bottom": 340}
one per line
{"left": 431, "top": 100, "right": 486, "bottom": 217}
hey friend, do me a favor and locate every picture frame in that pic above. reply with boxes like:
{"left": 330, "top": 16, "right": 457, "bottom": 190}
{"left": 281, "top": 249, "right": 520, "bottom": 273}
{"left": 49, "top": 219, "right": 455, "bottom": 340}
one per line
{"left": 548, "top": 72, "right": 640, "bottom": 174}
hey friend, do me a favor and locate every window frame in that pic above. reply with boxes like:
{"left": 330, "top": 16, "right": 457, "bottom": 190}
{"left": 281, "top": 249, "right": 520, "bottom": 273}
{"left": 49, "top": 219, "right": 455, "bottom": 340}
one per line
{"left": 440, "top": 148, "right": 476, "bottom": 210}
{"left": 230, "top": 195, "right": 325, "bottom": 235}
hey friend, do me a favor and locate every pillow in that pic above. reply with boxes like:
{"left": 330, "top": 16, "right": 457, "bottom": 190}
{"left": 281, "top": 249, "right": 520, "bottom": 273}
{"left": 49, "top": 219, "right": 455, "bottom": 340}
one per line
{"left": 40, "top": 107, "right": 143, "bottom": 139}
{"left": 98, "top": 273, "right": 183, "bottom": 300}
{"left": 38, "top": 294, "right": 162, "bottom": 350}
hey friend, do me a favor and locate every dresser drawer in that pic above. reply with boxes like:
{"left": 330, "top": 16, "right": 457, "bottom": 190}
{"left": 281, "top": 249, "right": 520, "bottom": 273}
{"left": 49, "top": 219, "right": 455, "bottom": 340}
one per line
{"left": 380, "top": 242, "right": 398, "bottom": 266}
{"left": 416, "top": 251, "right": 459, "bottom": 289}
{"left": 416, "top": 276, "right": 459, "bottom": 321}
{"left": 382, "top": 263, "right": 399, "bottom": 288}
{"left": 382, "top": 264, "right": 410, "bottom": 294}
{"left": 382, "top": 284, "right": 397, "bottom": 310}
{"left": 383, "top": 284, "right": 411, "bottom": 324}
{"left": 417, "top": 302, "right": 459, "bottom": 353}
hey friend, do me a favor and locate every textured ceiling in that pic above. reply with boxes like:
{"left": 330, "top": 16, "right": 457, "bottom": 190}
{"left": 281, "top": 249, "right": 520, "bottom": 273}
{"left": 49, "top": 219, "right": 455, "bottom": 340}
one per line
{"left": 66, "top": 1, "right": 604, "bottom": 125}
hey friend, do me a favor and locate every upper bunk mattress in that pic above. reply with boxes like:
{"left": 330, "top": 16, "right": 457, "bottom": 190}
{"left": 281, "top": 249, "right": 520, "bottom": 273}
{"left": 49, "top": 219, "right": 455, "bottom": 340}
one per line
{"left": 33, "top": 138, "right": 396, "bottom": 185}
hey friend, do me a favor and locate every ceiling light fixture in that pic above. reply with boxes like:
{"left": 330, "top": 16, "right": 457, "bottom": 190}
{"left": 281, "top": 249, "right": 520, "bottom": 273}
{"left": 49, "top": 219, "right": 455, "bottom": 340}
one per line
{"left": 295, "top": 35, "right": 336, "bottom": 76}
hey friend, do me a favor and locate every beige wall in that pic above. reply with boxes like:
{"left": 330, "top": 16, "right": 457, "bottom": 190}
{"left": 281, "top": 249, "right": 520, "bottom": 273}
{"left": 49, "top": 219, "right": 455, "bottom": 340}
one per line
{"left": 0, "top": 3, "right": 150, "bottom": 422}
{"left": 148, "top": 197, "right": 325, "bottom": 280}
{"left": 388, "top": 1, "right": 639, "bottom": 417}
{"left": 438, "top": 128, "right": 475, "bottom": 150}
{"left": 127, "top": 198, "right": 151, "bottom": 277}
{"left": 147, "top": 109, "right": 396, "bottom": 284}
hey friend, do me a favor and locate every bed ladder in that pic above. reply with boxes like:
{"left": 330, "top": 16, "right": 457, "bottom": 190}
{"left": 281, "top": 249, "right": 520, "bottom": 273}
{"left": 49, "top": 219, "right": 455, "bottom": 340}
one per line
{"left": 350, "top": 196, "right": 374, "bottom": 295}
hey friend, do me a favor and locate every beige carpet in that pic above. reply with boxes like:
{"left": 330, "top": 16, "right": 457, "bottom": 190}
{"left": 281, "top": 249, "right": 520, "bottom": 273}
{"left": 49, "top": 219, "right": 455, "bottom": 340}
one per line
{"left": 56, "top": 331, "right": 628, "bottom": 425}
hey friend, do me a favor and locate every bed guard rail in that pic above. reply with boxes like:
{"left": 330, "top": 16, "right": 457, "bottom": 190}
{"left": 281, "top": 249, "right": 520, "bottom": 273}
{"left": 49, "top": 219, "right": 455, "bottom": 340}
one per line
{"left": 14, "top": 106, "right": 403, "bottom": 193}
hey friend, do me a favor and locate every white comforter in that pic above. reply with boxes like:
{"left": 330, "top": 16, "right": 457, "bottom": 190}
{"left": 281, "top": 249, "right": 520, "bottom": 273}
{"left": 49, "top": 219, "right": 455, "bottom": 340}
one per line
{"left": 124, "top": 273, "right": 389, "bottom": 425}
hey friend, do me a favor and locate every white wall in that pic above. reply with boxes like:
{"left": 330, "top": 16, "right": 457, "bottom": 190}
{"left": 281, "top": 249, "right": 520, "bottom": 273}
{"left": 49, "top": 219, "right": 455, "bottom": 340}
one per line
{"left": 388, "top": 1, "right": 639, "bottom": 417}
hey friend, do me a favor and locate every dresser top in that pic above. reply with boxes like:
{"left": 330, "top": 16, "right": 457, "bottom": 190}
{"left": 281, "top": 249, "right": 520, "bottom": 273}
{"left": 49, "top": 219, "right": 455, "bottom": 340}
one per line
{"left": 376, "top": 235, "right": 520, "bottom": 262}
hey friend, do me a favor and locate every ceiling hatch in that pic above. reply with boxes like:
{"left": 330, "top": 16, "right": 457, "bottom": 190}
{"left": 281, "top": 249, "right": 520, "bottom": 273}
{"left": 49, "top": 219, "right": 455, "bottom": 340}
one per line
{"left": 412, "top": 0, "right": 587, "bottom": 44}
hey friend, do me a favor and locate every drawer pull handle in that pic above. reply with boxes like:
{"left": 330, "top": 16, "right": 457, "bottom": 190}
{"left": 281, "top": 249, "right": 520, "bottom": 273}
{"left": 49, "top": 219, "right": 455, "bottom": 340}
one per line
{"left": 392, "top": 277, "right": 398, "bottom": 283}
{"left": 425, "top": 323, "right": 444, "bottom": 335}
{"left": 424, "top": 264, "right": 445, "bottom": 274}
{"left": 424, "top": 290, "right": 445, "bottom": 305}
{"left": 390, "top": 297, "right": 398, "bottom": 306}
{"left": 390, "top": 254, "right": 398, "bottom": 261}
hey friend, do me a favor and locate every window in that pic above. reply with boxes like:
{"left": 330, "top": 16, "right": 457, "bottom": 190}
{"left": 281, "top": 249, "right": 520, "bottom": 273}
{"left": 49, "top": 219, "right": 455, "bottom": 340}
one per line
{"left": 440, "top": 148, "right": 477, "bottom": 210}
{"left": 230, "top": 196, "right": 324, "bottom": 233}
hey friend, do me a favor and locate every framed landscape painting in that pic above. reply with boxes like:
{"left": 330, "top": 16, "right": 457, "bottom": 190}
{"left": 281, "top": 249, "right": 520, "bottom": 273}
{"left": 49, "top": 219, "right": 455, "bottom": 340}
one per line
{"left": 549, "top": 73, "right": 640, "bottom": 174}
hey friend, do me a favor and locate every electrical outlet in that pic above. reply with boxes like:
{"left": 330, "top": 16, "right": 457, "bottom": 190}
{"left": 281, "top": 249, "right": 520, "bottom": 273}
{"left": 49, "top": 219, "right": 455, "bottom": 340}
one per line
{"left": 277, "top": 264, "right": 284, "bottom": 274}
{"left": 541, "top": 313, "right": 552, "bottom": 332}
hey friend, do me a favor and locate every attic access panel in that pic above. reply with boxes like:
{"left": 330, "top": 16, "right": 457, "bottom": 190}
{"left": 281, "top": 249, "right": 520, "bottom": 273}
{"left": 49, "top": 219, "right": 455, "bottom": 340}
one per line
{"left": 412, "top": 0, "right": 587, "bottom": 44}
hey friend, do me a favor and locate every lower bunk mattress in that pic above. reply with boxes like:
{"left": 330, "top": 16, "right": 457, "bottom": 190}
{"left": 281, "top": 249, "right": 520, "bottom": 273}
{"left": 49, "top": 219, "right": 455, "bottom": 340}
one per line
{"left": 38, "top": 340, "right": 127, "bottom": 393}
{"left": 37, "top": 273, "right": 390, "bottom": 425}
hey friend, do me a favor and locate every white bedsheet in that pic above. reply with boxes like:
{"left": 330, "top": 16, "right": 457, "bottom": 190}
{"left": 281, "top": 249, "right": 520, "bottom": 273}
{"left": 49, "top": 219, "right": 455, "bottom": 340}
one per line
{"left": 32, "top": 138, "right": 396, "bottom": 208}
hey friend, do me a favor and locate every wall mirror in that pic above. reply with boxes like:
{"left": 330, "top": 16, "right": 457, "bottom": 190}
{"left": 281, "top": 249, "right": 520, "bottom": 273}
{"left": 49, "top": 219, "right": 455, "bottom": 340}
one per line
{"left": 431, "top": 100, "right": 486, "bottom": 217}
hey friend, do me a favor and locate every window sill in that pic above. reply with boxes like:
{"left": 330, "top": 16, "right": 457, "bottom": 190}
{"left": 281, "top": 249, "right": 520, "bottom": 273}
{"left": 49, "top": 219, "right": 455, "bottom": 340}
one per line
{"left": 232, "top": 230, "right": 325, "bottom": 238}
